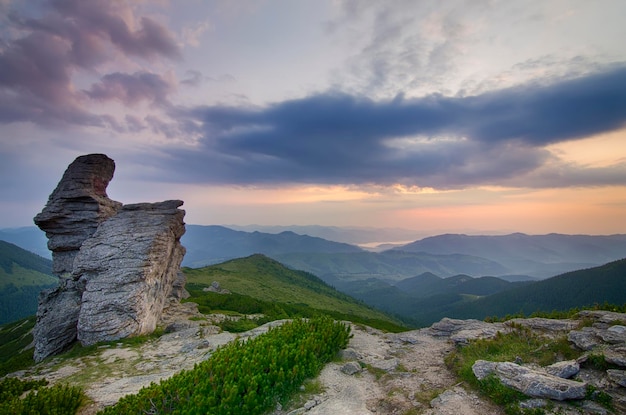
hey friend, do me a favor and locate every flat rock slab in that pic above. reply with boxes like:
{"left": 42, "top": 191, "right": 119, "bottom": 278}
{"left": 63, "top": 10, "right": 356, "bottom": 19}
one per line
{"left": 472, "top": 360, "right": 587, "bottom": 401}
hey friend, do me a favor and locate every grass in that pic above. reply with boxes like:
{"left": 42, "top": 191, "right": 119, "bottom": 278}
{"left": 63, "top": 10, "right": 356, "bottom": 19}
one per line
{"left": 184, "top": 281, "right": 408, "bottom": 333}
{"left": 283, "top": 377, "right": 326, "bottom": 410}
{"left": 182, "top": 254, "right": 407, "bottom": 332}
{"left": 444, "top": 325, "right": 585, "bottom": 415}
{"left": 0, "top": 317, "right": 36, "bottom": 376}
{"left": 0, "top": 264, "right": 56, "bottom": 288}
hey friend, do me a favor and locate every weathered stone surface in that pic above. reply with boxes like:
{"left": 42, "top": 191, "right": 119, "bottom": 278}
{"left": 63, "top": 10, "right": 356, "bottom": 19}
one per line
{"left": 33, "top": 280, "right": 82, "bottom": 362}
{"left": 578, "top": 310, "right": 626, "bottom": 326}
{"left": 339, "top": 347, "right": 361, "bottom": 361}
{"left": 341, "top": 361, "right": 362, "bottom": 375}
{"left": 597, "top": 325, "right": 626, "bottom": 344}
{"left": 429, "top": 317, "right": 505, "bottom": 344}
{"left": 607, "top": 369, "right": 626, "bottom": 387}
{"left": 34, "top": 154, "right": 122, "bottom": 276}
{"left": 604, "top": 346, "right": 626, "bottom": 367}
{"left": 545, "top": 360, "right": 580, "bottom": 379}
{"left": 32, "top": 155, "right": 186, "bottom": 361}
{"left": 202, "top": 281, "right": 231, "bottom": 295}
{"left": 472, "top": 360, "right": 587, "bottom": 400}
{"left": 170, "top": 271, "right": 190, "bottom": 300}
{"left": 568, "top": 328, "right": 601, "bottom": 351}
{"left": 76, "top": 200, "right": 186, "bottom": 346}
{"left": 506, "top": 318, "right": 579, "bottom": 333}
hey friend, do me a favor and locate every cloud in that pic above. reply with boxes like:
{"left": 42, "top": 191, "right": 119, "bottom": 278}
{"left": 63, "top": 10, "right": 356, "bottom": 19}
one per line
{"left": 0, "top": 0, "right": 181, "bottom": 126}
{"left": 181, "top": 70, "right": 205, "bottom": 87}
{"left": 160, "top": 67, "right": 626, "bottom": 189}
{"left": 85, "top": 71, "right": 175, "bottom": 106}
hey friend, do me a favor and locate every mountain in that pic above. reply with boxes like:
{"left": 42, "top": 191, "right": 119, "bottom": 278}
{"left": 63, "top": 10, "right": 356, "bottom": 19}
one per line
{"left": 0, "top": 227, "right": 50, "bottom": 259}
{"left": 447, "top": 257, "right": 626, "bottom": 320}
{"left": 181, "top": 225, "right": 363, "bottom": 267}
{"left": 183, "top": 254, "right": 404, "bottom": 331}
{"left": 274, "top": 250, "right": 509, "bottom": 283}
{"left": 331, "top": 272, "right": 530, "bottom": 326}
{"left": 394, "top": 273, "right": 526, "bottom": 298}
{"left": 0, "top": 241, "right": 57, "bottom": 324}
{"left": 393, "top": 233, "right": 626, "bottom": 278}
{"left": 224, "top": 224, "right": 423, "bottom": 245}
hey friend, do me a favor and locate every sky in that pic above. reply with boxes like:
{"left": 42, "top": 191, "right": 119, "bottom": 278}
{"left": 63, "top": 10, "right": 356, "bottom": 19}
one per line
{"left": 1, "top": 0, "right": 625, "bottom": 236}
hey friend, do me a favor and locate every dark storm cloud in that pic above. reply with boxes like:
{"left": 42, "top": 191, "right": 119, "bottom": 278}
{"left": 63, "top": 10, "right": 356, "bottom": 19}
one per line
{"left": 0, "top": 0, "right": 181, "bottom": 126}
{"left": 165, "top": 67, "right": 626, "bottom": 188}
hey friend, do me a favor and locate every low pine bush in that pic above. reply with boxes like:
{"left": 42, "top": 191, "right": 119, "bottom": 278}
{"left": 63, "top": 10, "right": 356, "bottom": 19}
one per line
{"left": 0, "top": 377, "right": 85, "bottom": 414}
{"left": 99, "top": 316, "right": 351, "bottom": 414}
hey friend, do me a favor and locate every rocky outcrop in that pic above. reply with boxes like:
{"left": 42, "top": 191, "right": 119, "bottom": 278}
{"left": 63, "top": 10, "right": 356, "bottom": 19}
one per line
{"left": 33, "top": 154, "right": 186, "bottom": 361}
{"left": 34, "top": 154, "right": 122, "bottom": 276}
{"left": 75, "top": 201, "right": 186, "bottom": 346}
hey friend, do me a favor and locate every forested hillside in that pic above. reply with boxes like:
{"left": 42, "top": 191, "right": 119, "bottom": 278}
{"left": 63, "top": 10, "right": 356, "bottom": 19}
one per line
{"left": 0, "top": 241, "right": 56, "bottom": 324}
{"left": 449, "top": 257, "right": 626, "bottom": 319}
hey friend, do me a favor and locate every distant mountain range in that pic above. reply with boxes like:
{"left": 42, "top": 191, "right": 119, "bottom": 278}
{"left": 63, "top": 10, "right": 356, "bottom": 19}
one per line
{"left": 5, "top": 225, "right": 625, "bottom": 279}
{"left": 182, "top": 225, "right": 363, "bottom": 267}
{"left": 394, "top": 233, "right": 626, "bottom": 278}
{"left": 224, "top": 224, "right": 425, "bottom": 246}
{"left": 2, "top": 225, "right": 625, "bottom": 327}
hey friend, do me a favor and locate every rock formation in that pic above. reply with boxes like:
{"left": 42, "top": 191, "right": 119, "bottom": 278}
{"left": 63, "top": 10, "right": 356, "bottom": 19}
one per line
{"left": 33, "top": 154, "right": 186, "bottom": 361}
{"left": 34, "top": 154, "right": 122, "bottom": 276}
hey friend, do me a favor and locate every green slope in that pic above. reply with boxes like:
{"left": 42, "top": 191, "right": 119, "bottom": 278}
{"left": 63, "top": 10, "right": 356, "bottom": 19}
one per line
{"left": 183, "top": 254, "right": 406, "bottom": 331}
{"left": 449, "top": 257, "right": 626, "bottom": 319}
{"left": 0, "top": 241, "right": 57, "bottom": 325}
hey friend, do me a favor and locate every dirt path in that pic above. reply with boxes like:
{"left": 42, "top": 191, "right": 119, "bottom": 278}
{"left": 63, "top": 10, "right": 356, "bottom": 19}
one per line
{"left": 294, "top": 324, "right": 504, "bottom": 415}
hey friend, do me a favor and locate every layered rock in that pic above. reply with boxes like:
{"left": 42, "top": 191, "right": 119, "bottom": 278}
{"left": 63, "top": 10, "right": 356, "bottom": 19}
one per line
{"left": 472, "top": 360, "right": 587, "bottom": 401}
{"left": 76, "top": 201, "right": 185, "bottom": 345}
{"left": 34, "top": 154, "right": 122, "bottom": 276}
{"left": 33, "top": 154, "right": 186, "bottom": 361}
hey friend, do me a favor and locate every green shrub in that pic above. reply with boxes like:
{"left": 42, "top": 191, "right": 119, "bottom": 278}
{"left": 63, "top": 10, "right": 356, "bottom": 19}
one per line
{"left": 99, "top": 317, "right": 350, "bottom": 415}
{"left": 0, "top": 377, "right": 85, "bottom": 414}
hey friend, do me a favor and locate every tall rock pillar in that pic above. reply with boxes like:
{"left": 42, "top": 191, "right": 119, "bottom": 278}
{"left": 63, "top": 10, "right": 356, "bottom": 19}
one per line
{"left": 33, "top": 154, "right": 122, "bottom": 361}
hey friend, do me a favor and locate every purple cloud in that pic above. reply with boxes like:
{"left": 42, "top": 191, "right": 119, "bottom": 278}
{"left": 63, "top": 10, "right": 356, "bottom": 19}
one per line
{"left": 86, "top": 72, "right": 175, "bottom": 106}
{"left": 0, "top": 0, "right": 181, "bottom": 126}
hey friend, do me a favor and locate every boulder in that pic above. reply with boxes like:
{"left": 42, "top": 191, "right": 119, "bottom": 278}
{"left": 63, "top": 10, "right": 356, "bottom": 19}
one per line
{"left": 429, "top": 317, "right": 504, "bottom": 344}
{"left": 472, "top": 360, "right": 587, "bottom": 401}
{"left": 341, "top": 361, "right": 362, "bottom": 375}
